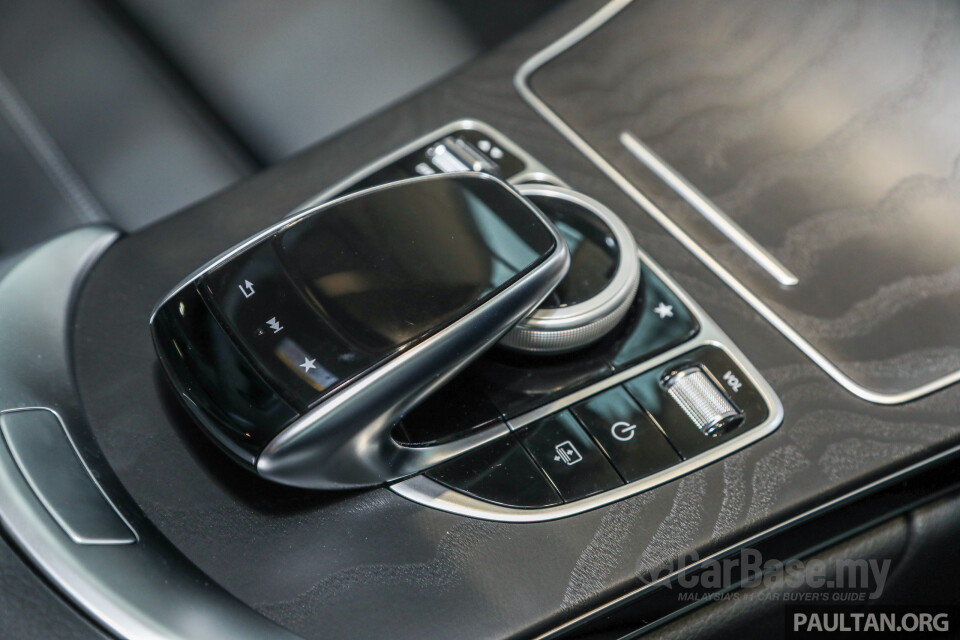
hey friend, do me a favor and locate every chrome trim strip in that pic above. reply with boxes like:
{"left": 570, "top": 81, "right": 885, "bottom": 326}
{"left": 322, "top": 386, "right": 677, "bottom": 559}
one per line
{"left": 619, "top": 132, "right": 798, "bottom": 287}
{"left": 293, "top": 118, "right": 567, "bottom": 213}
{"left": 502, "top": 185, "right": 641, "bottom": 353}
{"left": 513, "top": 0, "right": 958, "bottom": 404}
{"left": 0, "top": 407, "right": 136, "bottom": 545}
{"left": 390, "top": 246, "right": 784, "bottom": 522}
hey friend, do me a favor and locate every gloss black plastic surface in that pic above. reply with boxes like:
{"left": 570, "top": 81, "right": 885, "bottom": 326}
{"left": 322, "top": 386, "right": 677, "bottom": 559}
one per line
{"left": 151, "top": 286, "right": 298, "bottom": 464}
{"left": 200, "top": 242, "right": 365, "bottom": 411}
{"left": 623, "top": 345, "right": 769, "bottom": 459}
{"left": 277, "top": 176, "right": 556, "bottom": 355}
{"left": 518, "top": 410, "right": 622, "bottom": 501}
{"left": 472, "top": 346, "right": 614, "bottom": 419}
{"left": 527, "top": 193, "right": 619, "bottom": 308}
{"left": 570, "top": 386, "right": 681, "bottom": 482}
{"left": 605, "top": 268, "right": 699, "bottom": 369}
{"left": 393, "top": 368, "right": 504, "bottom": 446}
{"left": 426, "top": 435, "right": 562, "bottom": 508}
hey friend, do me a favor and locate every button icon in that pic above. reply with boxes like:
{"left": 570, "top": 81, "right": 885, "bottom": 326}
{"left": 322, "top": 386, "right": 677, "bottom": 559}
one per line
{"left": 553, "top": 441, "right": 583, "bottom": 466}
{"left": 299, "top": 357, "right": 316, "bottom": 373}
{"left": 611, "top": 421, "right": 637, "bottom": 442}
{"left": 238, "top": 280, "right": 256, "bottom": 299}
{"left": 266, "top": 317, "right": 283, "bottom": 334}
{"left": 654, "top": 302, "right": 674, "bottom": 319}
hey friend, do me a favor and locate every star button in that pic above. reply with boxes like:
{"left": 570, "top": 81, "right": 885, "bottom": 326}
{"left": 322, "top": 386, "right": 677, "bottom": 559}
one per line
{"left": 299, "top": 357, "right": 317, "bottom": 373}
{"left": 654, "top": 302, "right": 674, "bottom": 319}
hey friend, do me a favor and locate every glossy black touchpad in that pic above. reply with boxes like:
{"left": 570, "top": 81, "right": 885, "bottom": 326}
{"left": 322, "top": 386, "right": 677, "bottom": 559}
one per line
{"left": 278, "top": 177, "right": 556, "bottom": 353}
{"left": 197, "top": 175, "right": 559, "bottom": 413}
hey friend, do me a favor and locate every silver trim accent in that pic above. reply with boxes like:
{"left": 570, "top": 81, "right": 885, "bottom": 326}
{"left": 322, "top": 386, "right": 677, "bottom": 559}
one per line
{"left": 501, "top": 185, "right": 641, "bottom": 353}
{"left": 293, "top": 119, "right": 567, "bottom": 213}
{"left": 390, "top": 246, "right": 784, "bottom": 522}
{"left": 152, "top": 173, "right": 571, "bottom": 489}
{"left": 513, "top": 0, "right": 958, "bottom": 405}
{"left": 619, "top": 132, "right": 798, "bottom": 287}
{"left": 0, "top": 407, "right": 136, "bottom": 545}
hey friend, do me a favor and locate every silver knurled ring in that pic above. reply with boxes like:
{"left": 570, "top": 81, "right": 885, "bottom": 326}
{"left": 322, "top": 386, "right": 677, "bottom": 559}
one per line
{"left": 501, "top": 185, "right": 640, "bottom": 354}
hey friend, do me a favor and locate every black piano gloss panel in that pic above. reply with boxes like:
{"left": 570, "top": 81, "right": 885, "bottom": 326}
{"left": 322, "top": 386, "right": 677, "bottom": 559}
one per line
{"left": 530, "top": 0, "right": 960, "bottom": 397}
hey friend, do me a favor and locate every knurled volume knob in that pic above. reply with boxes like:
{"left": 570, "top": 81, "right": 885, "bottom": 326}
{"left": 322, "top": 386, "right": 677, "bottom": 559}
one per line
{"left": 662, "top": 366, "right": 740, "bottom": 436}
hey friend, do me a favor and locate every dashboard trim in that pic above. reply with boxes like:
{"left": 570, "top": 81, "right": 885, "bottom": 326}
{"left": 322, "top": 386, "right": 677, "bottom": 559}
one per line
{"left": 618, "top": 131, "right": 798, "bottom": 287}
{"left": 513, "top": 0, "right": 960, "bottom": 405}
{"left": 532, "top": 440, "right": 960, "bottom": 639}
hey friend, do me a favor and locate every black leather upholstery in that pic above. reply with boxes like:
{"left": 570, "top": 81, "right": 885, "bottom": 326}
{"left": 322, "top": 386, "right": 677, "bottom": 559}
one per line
{"left": 0, "top": 0, "right": 253, "bottom": 256}
{"left": 0, "top": 0, "right": 479, "bottom": 259}
{"left": 117, "top": 0, "right": 481, "bottom": 162}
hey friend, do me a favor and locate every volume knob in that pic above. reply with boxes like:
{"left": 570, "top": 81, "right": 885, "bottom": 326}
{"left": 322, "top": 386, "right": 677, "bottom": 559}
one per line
{"left": 662, "top": 366, "right": 740, "bottom": 436}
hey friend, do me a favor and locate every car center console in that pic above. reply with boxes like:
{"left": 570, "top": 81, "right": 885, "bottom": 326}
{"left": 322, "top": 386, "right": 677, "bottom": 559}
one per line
{"left": 270, "top": 120, "right": 781, "bottom": 519}
{"left": 1, "top": 2, "right": 960, "bottom": 640}
{"left": 149, "top": 116, "right": 781, "bottom": 516}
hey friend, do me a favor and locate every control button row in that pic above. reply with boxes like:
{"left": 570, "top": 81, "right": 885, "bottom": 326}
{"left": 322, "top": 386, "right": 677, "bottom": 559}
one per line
{"left": 515, "top": 347, "right": 755, "bottom": 501}
{"left": 515, "top": 385, "right": 681, "bottom": 502}
{"left": 426, "top": 345, "right": 767, "bottom": 508}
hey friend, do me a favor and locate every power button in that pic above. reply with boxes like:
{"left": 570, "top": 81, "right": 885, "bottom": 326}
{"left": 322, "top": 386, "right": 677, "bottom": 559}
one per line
{"left": 571, "top": 387, "right": 680, "bottom": 482}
